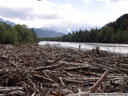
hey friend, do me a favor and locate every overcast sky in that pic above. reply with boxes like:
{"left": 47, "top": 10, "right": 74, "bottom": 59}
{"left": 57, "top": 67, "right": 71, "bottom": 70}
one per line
{"left": 0, "top": 0, "right": 128, "bottom": 30}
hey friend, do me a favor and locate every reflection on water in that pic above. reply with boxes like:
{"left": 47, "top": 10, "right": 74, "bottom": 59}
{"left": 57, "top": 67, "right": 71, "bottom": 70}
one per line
{"left": 39, "top": 41, "right": 128, "bottom": 55}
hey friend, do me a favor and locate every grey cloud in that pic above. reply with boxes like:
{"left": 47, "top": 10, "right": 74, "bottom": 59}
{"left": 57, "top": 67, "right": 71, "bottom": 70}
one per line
{"left": 0, "top": 7, "right": 59, "bottom": 20}
{"left": 36, "top": 13, "right": 59, "bottom": 20}
{"left": 109, "top": 0, "right": 126, "bottom": 3}
{"left": 0, "top": 7, "right": 31, "bottom": 20}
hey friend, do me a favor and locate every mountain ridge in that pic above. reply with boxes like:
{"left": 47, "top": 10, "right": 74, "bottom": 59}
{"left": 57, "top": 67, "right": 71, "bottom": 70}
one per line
{"left": 0, "top": 18, "right": 15, "bottom": 27}
{"left": 106, "top": 14, "right": 128, "bottom": 30}
{"left": 46, "top": 14, "right": 128, "bottom": 43}
{"left": 33, "top": 28, "right": 64, "bottom": 38}
{"left": 0, "top": 17, "right": 64, "bottom": 38}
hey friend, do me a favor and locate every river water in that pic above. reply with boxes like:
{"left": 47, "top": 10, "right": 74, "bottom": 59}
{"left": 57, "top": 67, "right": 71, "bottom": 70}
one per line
{"left": 39, "top": 41, "right": 128, "bottom": 55}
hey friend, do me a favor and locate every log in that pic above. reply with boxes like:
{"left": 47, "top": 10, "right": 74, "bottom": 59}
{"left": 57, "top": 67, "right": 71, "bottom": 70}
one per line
{"left": 0, "top": 86, "right": 25, "bottom": 95}
{"left": 67, "top": 70, "right": 109, "bottom": 96}
{"left": 59, "top": 61, "right": 89, "bottom": 66}
{"left": 33, "top": 74, "right": 55, "bottom": 83}
{"left": 0, "top": 86, "right": 24, "bottom": 92}
{"left": 34, "top": 63, "right": 63, "bottom": 71}
{"left": 68, "top": 91, "right": 89, "bottom": 96}
{"left": 64, "top": 66, "right": 90, "bottom": 71}
{"left": 63, "top": 78, "right": 89, "bottom": 84}
{"left": 96, "top": 64, "right": 122, "bottom": 73}
{"left": 59, "top": 77, "right": 66, "bottom": 86}
{"left": 8, "top": 61, "right": 21, "bottom": 71}
{"left": 0, "top": 56, "right": 8, "bottom": 59}
{"left": 119, "top": 64, "right": 128, "bottom": 69}
{"left": 0, "top": 94, "right": 5, "bottom": 96}
{"left": 90, "top": 70, "right": 109, "bottom": 93}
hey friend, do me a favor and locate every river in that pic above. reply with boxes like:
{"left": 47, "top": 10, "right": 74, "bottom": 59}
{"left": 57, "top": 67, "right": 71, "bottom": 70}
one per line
{"left": 39, "top": 41, "right": 128, "bottom": 55}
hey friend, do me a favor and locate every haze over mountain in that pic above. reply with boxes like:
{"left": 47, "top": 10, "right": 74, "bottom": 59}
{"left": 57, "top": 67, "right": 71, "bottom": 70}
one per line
{"left": 46, "top": 14, "right": 128, "bottom": 43}
{"left": 1, "top": 0, "right": 127, "bottom": 33}
{"left": 42, "top": 25, "right": 100, "bottom": 34}
{"left": 33, "top": 28, "right": 64, "bottom": 38}
{"left": 0, "top": 18, "right": 15, "bottom": 27}
{"left": 0, "top": 17, "right": 99, "bottom": 38}
{"left": 0, "top": 17, "right": 64, "bottom": 38}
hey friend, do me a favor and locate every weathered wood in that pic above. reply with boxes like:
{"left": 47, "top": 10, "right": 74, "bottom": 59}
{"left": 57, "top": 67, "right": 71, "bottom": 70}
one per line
{"left": 34, "top": 63, "right": 63, "bottom": 71}
{"left": 68, "top": 91, "right": 89, "bottom": 96}
{"left": 8, "top": 61, "right": 21, "bottom": 71}
{"left": 0, "top": 86, "right": 25, "bottom": 95}
{"left": 64, "top": 66, "right": 90, "bottom": 71}
{"left": 90, "top": 70, "right": 109, "bottom": 93}
{"left": 33, "top": 74, "right": 55, "bottom": 83}
{"left": 59, "top": 77, "right": 66, "bottom": 86}
{"left": 0, "top": 44, "right": 128, "bottom": 95}
{"left": 0, "top": 94, "right": 5, "bottom": 96}
{"left": 96, "top": 64, "right": 122, "bottom": 73}
{"left": 67, "top": 71, "right": 109, "bottom": 96}
{"left": 0, "top": 86, "right": 24, "bottom": 92}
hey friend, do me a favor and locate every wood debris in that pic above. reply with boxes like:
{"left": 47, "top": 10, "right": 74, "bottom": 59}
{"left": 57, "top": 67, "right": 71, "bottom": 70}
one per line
{"left": 0, "top": 44, "right": 128, "bottom": 96}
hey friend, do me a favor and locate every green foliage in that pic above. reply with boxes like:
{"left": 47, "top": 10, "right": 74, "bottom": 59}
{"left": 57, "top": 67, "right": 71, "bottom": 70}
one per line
{"left": 0, "top": 22, "right": 38, "bottom": 44}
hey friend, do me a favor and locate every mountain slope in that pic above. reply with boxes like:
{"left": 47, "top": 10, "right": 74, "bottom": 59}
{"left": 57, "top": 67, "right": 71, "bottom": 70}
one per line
{"left": 47, "top": 14, "right": 128, "bottom": 43}
{"left": 106, "top": 14, "right": 128, "bottom": 30}
{"left": 0, "top": 18, "right": 15, "bottom": 27}
{"left": 0, "top": 18, "right": 64, "bottom": 38}
{"left": 33, "top": 28, "right": 64, "bottom": 38}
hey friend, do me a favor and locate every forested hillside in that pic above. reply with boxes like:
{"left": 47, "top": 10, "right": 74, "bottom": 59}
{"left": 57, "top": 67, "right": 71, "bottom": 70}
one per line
{"left": 43, "top": 14, "right": 128, "bottom": 43}
{"left": 0, "top": 22, "right": 38, "bottom": 44}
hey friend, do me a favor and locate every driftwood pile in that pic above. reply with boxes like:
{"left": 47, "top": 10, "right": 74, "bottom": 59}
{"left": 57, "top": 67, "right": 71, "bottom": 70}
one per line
{"left": 0, "top": 44, "right": 128, "bottom": 96}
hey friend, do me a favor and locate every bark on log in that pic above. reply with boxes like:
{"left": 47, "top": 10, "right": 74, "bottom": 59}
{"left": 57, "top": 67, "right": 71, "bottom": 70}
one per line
{"left": 90, "top": 70, "right": 109, "bottom": 93}
{"left": 34, "top": 63, "right": 63, "bottom": 71}
{"left": 64, "top": 66, "right": 90, "bottom": 71}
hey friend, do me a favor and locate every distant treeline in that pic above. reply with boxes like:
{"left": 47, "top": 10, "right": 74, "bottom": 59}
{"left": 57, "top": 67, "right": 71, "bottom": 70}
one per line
{"left": 41, "top": 14, "right": 128, "bottom": 43}
{"left": 0, "top": 22, "right": 38, "bottom": 44}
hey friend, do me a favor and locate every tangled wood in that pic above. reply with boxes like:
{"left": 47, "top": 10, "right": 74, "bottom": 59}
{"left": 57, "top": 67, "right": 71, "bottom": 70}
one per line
{"left": 0, "top": 44, "right": 128, "bottom": 96}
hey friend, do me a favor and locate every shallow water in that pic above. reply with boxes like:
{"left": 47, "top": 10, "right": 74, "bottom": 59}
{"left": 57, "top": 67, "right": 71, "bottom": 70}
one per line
{"left": 39, "top": 41, "right": 128, "bottom": 55}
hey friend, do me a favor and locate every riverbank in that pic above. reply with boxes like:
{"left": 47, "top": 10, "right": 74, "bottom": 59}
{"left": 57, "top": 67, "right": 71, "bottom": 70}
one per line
{"left": 0, "top": 44, "right": 128, "bottom": 95}
{"left": 39, "top": 41, "right": 128, "bottom": 56}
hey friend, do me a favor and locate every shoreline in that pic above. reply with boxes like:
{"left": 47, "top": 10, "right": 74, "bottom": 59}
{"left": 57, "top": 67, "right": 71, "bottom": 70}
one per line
{"left": 40, "top": 43, "right": 128, "bottom": 57}
{"left": 39, "top": 41, "right": 128, "bottom": 55}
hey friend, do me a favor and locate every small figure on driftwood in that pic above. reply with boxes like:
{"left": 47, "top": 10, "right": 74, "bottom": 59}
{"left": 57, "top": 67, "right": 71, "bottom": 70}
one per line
{"left": 79, "top": 45, "right": 81, "bottom": 49}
